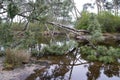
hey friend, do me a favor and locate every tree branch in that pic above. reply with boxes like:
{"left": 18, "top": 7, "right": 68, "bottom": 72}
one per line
{"left": 17, "top": 14, "right": 90, "bottom": 35}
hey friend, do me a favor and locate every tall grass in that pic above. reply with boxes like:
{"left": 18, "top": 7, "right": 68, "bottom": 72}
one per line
{"left": 4, "top": 48, "right": 31, "bottom": 68}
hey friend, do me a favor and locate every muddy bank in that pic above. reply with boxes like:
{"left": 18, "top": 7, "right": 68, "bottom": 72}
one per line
{"left": 0, "top": 57, "right": 46, "bottom": 80}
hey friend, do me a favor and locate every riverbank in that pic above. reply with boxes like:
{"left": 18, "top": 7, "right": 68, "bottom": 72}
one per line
{"left": 0, "top": 57, "right": 46, "bottom": 80}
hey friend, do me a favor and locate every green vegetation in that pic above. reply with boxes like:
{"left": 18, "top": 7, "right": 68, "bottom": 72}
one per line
{"left": 31, "top": 40, "right": 78, "bottom": 56}
{"left": 80, "top": 45, "right": 120, "bottom": 64}
{"left": 0, "top": 23, "right": 13, "bottom": 48}
{"left": 0, "top": 0, "right": 120, "bottom": 70}
{"left": 87, "top": 13, "right": 104, "bottom": 44}
{"left": 4, "top": 49, "right": 30, "bottom": 68}
{"left": 43, "top": 40, "right": 78, "bottom": 55}
{"left": 97, "top": 11, "right": 120, "bottom": 32}
{"left": 75, "top": 11, "right": 120, "bottom": 33}
{"left": 99, "top": 56, "right": 115, "bottom": 64}
{"left": 75, "top": 1, "right": 120, "bottom": 64}
{"left": 43, "top": 43, "right": 66, "bottom": 55}
{"left": 75, "top": 11, "right": 90, "bottom": 30}
{"left": 7, "top": 2, "right": 19, "bottom": 19}
{"left": 87, "top": 55, "right": 97, "bottom": 61}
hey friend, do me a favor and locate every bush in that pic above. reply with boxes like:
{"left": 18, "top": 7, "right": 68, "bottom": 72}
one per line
{"left": 97, "top": 11, "right": 120, "bottom": 32}
{"left": 75, "top": 11, "right": 91, "bottom": 30}
{"left": 107, "top": 47, "right": 120, "bottom": 58}
{"left": 97, "top": 11, "right": 115, "bottom": 32}
{"left": 87, "top": 13, "right": 104, "bottom": 44}
{"left": 31, "top": 50, "right": 39, "bottom": 57}
{"left": 4, "top": 49, "right": 31, "bottom": 68}
{"left": 80, "top": 45, "right": 96, "bottom": 55}
{"left": 43, "top": 44, "right": 64, "bottom": 55}
{"left": 97, "top": 46, "right": 108, "bottom": 56}
{"left": 43, "top": 40, "right": 78, "bottom": 55}
{"left": 99, "top": 56, "right": 115, "bottom": 64}
{"left": 75, "top": 11, "right": 120, "bottom": 32}
{"left": 80, "top": 45, "right": 120, "bottom": 64}
{"left": 87, "top": 55, "right": 97, "bottom": 61}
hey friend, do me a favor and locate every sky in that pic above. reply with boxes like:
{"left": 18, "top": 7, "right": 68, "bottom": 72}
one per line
{"left": 74, "top": 0, "right": 97, "bottom": 13}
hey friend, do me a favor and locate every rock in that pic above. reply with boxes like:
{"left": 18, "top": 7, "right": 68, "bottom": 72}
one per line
{"left": 0, "top": 63, "right": 46, "bottom": 80}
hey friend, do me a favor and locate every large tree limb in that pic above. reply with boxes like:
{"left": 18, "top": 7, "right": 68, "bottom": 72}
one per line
{"left": 47, "top": 22, "right": 90, "bottom": 35}
{"left": 17, "top": 14, "right": 90, "bottom": 35}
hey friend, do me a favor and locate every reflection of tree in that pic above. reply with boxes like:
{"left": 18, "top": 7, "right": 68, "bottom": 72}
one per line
{"left": 68, "top": 48, "right": 79, "bottom": 80}
{"left": 86, "top": 62, "right": 120, "bottom": 80}
{"left": 104, "top": 65, "right": 120, "bottom": 77}
{"left": 26, "top": 54, "right": 72, "bottom": 80}
{"left": 26, "top": 48, "right": 88, "bottom": 80}
{"left": 87, "top": 62, "right": 102, "bottom": 80}
{"left": 38, "top": 49, "right": 81, "bottom": 80}
{"left": 38, "top": 64, "right": 69, "bottom": 80}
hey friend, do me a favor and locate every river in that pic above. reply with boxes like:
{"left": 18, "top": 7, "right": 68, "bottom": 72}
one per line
{"left": 25, "top": 35, "right": 120, "bottom": 80}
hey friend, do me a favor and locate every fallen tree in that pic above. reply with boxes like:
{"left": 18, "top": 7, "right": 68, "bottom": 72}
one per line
{"left": 17, "top": 14, "right": 90, "bottom": 35}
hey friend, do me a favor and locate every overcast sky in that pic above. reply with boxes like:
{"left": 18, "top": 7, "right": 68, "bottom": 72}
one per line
{"left": 74, "top": 0, "right": 97, "bottom": 13}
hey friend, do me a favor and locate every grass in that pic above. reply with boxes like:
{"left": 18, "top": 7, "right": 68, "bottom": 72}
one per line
{"left": 4, "top": 48, "right": 31, "bottom": 68}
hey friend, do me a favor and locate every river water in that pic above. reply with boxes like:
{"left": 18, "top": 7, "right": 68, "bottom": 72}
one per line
{"left": 26, "top": 35, "right": 120, "bottom": 80}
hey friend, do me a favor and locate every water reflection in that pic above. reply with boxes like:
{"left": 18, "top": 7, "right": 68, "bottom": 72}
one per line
{"left": 26, "top": 53, "right": 120, "bottom": 80}
{"left": 87, "top": 62, "right": 102, "bottom": 80}
{"left": 26, "top": 35, "right": 120, "bottom": 80}
{"left": 103, "top": 64, "right": 120, "bottom": 78}
{"left": 86, "top": 63, "right": 120, "bottom": 80}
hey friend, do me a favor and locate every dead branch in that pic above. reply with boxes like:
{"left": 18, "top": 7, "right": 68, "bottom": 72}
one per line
{"left": 17, "top": 14, "right": 90, "bottom": 35}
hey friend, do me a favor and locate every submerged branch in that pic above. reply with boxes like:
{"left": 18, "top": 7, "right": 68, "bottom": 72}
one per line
{"left": 51, "top": 62, "right": 88, "bottom": 66}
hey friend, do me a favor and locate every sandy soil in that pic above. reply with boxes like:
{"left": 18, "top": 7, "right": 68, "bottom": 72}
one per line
{"left": 0, "top": 57, "right": 45, "bottom": 80}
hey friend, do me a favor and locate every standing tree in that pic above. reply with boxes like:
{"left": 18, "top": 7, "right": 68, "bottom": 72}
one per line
{"left": 112, "top": 0, "right": 120, "bottom": 16}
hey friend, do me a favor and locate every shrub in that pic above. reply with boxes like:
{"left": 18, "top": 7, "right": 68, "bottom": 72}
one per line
{"left": 43, "top": 43, "right": 68, "bottom": 55}
{"left": 4, "top": 49, "right": 31, "bottom": 68}
{"left": 75, "top": 11, "right": 120, "bottom": 32}
{"left": 97, "top": 11, "right": 115, "bottom": 32}
{"left": 87, "top": 55, "right": 97, "bottom": 61}
{"left": 80, "top": 46, "right": 91, "bottom": 55}
{"left": 97, "top": 46, "right": 108, "bottom": 56}
{"left": 75, "top": 11, "right": 91, "bottom": 30}
{"left": 31, "top": 50, "right": 40, "bottom": 57}
{"left": 97, "top": 11, "right": 120, "bottom": 32}
{"left": 43, "top": 44, "right": 64, "bottom": 55}
{"left": 80, "top": 46, "right": 96, "bottom": 55}
{"left": 87, "top": 13, "right": 104, "bottom": 44}
{"left": 99, "top": 56, "right": 115, "bottom": 64}
{"left": 107, "top": 47, "right": 120, "bottom": 58}
{"left": 43, "top": 40, "right": 78, "bottom": 55}
{"left": 80, "top": 45, "right": 120, "bottom": 64}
